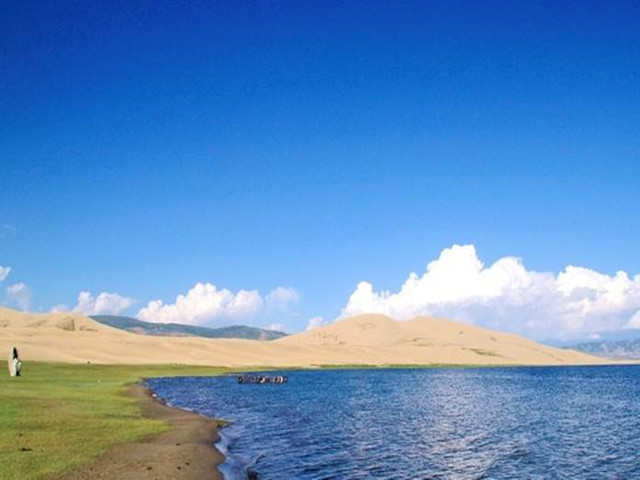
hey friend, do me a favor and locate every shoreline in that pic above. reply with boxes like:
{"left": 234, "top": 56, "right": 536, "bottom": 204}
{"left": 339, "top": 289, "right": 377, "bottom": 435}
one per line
{"left": 50, "top": 363, "right": 638, "bottom": 479}
{"left": 58, "top": 382, "right": 225, "bottom": 480}
{"left": 52, "top": 363, "right": 637, "bottom": 479}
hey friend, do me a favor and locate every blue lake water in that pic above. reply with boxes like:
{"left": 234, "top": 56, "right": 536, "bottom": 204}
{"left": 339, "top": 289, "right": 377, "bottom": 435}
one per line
{"left": 147, "top": 366, "right": 640, "bottom": 479}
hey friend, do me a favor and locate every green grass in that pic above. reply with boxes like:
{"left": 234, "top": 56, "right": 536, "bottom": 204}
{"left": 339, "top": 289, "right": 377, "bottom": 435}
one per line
{"left": 0, "top": 362, "right": 233, "bottom": 480}
{"left": 0, "top": 361, "right": 529, "bottom": 479}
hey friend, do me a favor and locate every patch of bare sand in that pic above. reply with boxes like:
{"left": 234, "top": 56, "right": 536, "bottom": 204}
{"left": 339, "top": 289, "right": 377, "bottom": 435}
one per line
{"left": 57, "top": 383, "right": 224, "bottom": 480}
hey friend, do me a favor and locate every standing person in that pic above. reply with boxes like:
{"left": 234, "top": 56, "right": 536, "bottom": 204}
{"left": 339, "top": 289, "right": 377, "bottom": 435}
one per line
{"left": 8, "top": 346, "right": 21, "bottom": 377}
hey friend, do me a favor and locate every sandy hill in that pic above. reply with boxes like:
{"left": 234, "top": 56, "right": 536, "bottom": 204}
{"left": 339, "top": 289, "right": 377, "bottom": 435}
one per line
{"left": 276, "top": 314, "right": 596, "bottom": 365}
{"left": 0, "top": 308, "right": 607, "bottom": 367}
{"left": 0, "top": 308, "right": 118, "bottom": 333}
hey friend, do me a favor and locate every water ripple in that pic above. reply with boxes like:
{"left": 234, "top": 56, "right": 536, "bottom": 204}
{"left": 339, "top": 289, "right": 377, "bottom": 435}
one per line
{"left": 148, "top": 366, "right": 640, "bottom": 479}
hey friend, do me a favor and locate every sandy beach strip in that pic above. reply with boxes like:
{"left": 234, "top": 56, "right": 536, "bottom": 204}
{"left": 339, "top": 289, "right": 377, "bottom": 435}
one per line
{"left": 58, "top": 383, "right": 224, "bottom": 480}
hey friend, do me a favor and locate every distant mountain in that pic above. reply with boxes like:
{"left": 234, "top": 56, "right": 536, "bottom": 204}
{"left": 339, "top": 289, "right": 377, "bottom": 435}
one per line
{"left": 568, "top": 338, "right": 640, "bottom": 360}
{"left": 548, "top": 329, "right": 640, "bottom": 348}
{"left": 90, "top": 315, "right": 288, "bottom": 341}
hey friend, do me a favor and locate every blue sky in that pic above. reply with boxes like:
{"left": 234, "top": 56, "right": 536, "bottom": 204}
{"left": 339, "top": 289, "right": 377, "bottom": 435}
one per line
{"left": 1, "top": 1, "right": 639, "bottom": 340}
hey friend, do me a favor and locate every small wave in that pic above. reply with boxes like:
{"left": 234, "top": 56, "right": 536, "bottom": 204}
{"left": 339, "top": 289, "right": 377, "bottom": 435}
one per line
{"left": 148, "top": 366, "right": 640, "bottom": 479}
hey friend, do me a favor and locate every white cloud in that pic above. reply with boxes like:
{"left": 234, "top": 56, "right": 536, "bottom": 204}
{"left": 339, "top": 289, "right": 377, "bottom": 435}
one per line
{"left": 0, "top": 266, "right": 11, "bottom": 282}
{"left": 306, "top": 316, "right": 327, "bottom": 331}
{"left": 50, "top": 304, "right": 70, "bottom": 313}
{"left": 265, "top": 287, "right": 300, "bottom": 312}
{"left": 73, "top": 291, "right": 134, "bottom": 315}
{"left": 341, "top": 244, "right": 640, "bottom": 340}
{"left": 266, "top": 323, "right": 286, "bottom": 332}
{"left": 624, "top": 311, "right": 640, "bottom": 330}
{"left": 137, "top": 282, "right": 267, "bottom": 325}
{"left": 6, "top": 283, "right": 31, "bottom": 310}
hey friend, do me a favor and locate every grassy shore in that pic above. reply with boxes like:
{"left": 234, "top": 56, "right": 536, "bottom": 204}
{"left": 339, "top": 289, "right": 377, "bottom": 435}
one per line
{"left": 0, "top": 361, "right": 546, "bottom": 479}
{"left": 0, "top": 362, "right": 232, "bottom": 480}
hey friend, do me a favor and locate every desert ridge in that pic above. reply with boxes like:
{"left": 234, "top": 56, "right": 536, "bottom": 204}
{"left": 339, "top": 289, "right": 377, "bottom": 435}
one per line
{"left": 0, "top": 307, "right": 605, "bottom": 367}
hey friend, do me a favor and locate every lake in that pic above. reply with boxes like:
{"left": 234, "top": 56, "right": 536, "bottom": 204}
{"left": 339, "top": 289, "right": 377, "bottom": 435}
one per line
{"left": 147, "top": 366, "right": 640, "bottom": 479}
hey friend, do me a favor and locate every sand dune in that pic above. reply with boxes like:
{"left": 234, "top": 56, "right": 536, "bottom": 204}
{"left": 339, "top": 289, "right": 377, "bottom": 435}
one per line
{"left": 0, "top": 307, "right": 606, "bottom": 367}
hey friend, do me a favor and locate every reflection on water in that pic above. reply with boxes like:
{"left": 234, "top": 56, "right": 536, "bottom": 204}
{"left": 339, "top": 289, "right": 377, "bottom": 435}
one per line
{"left": 148, "top": 366, "right": 640, "bottom": 479}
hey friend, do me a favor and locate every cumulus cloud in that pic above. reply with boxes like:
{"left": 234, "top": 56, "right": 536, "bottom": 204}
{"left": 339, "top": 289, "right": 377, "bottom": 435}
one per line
{"left": 0, "top": 266, "right": 10, "bottom": 282}
{"left": 6, "top": 283, "right": 31, "bottom": 310}
{"left": 266, "top": 323, "right": 286, "bottom": 332}
{"left": 624, "top": 311, "right": 640, "bottom": 330}
{"left": 306, "top": 316, "right": 328, "bottom": 331}
{"left": 265, "top": 287, "right": 300, "bottom": 312}
{"left": 137, "top": 282, "right": 274, "bottom": 325}
{"left": 72, "top": 291, "right": 134, "bottom": 315}
{"left": 341, "top": 244, "right": 640, "bottom": 340}
{"left": 50, "top": 304, "right": 70, "bottom": 313}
